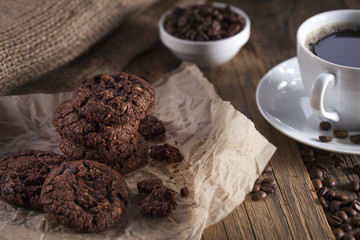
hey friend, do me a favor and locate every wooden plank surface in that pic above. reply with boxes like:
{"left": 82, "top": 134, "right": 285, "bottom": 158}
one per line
{"left": 124, "top": 0, "right": 360, "bottom": 239}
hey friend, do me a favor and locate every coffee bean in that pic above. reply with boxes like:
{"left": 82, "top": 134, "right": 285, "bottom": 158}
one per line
{"left": 323, "top": 177, "right": 336, "bottom": 188}
{"left": 333, "top": 130, "right": 349, "bottom": 138}
{"left": 312, "top": 178, "right": 323, "bottom": 190}
{"left": 341, "top": 200, "right": 353, "bottom": 208}
{"left": 340, "top": 223, "right": 352, "bottom": 232}
{"left": 316, "top": 187, "right": 328, "bottom": 197}
{"left": 315, "top": 162, "right": 330, "bottom": 172}
{"left": 352, "top": 217, "right": 360, "bottom": 228}
{"left": 333, "top": 228, "right": 345, "bottom": 240}
{"left": 319, "top": 135, "right": 333, "bottom": 142}
{"left": 334, "top": 194, "right": 349, "bottom": 202}
{"left": 261, "top": 177, "right": 276, "bottom": 187}
{"left": 164, "top": 3, "right": 245, "bottom": 41}
{"left": 251, "top": 184, "right": 261, "bottom": 194}
{"left": 260, "top": 185, "right": 275, "bottom": 194}
{"left": 263, "top": 164, "right": 273, "bottom": 173}
{"left": 332, "top": 155, "right": 345, "bottom": 166}
{"left": 309, "top": 168, "right": 323, "bottom": 180}
{"left": 305, "top": 162, "right": 315, "bottom": 170}
{"left": 327, "top": 214, "right": 342, "bottom": 227}
{"left": 300, "top": 148, "right": 314, "bottom": 157}
{"left": 351, "top": 200, "right": 360, "bottom": 212}
{"left": 335, "top": 210, "right": 349, "bottom": 222}
{"left": 252, "top": 191, "right": 267, "bottom": 201}
{"left": 319, "top": 121, "right": 332, "bottom": 130}
{"left": 319, "top": 197, "right": 329, "bottom": 209}
{"left": 350, "top": 134, "right": 360, "bottom": 143}
{"left": 343, "top": 233, "right": 356, "bottom": 240}
{"left": 342, "top": 207, "right": 357, "bottom": 217}
{"left": 325, "top": 189, "right": 337, "bottom": 199}
{"left": 350, "top": 180, "right": 360, "bottom": 192}
{"left": 330, "top": 200, "right": 343, "bottom": 212}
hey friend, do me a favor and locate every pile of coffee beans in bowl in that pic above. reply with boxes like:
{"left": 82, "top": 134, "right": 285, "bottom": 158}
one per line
{"left": 163, "top": 3, "right": 245, "bottom": 41}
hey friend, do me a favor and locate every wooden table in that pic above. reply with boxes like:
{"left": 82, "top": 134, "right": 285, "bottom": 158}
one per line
{"left": 124, "top": 0, "right": 360, "bottom": 239}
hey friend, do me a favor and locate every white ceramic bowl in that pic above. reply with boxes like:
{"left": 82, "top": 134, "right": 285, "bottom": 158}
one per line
{"left": 159, "top": 2, "right": 250, "bottom": 67}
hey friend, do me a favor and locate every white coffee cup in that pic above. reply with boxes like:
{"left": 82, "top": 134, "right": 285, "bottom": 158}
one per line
{"left": 297, "top": 10, "right": 360, "bottom": 130}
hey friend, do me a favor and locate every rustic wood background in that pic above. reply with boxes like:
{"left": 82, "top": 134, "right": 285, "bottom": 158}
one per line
{"left": 124, "top": 0, "right": 360, "bottom": 239}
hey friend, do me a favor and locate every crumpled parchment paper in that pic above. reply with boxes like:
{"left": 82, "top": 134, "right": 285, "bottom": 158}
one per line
{"left": 0, "top": 62, "right": 276, "bottom": 240}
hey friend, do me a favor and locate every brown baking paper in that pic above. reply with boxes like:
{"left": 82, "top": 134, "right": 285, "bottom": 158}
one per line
{"left": 0, "top": 62, "right": 276, "bottom": 240}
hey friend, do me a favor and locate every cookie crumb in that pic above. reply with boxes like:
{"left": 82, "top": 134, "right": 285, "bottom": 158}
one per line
{"left": 180, "top": 187, "right": 189, "bottom": 197}
{"left": 149, "top": 144, "right": 184, "bottom": 163}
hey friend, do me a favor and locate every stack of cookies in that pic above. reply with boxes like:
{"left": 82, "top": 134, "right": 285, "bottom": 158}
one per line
{"left": 53, "top": 72, "right": 155, "bottom": 173}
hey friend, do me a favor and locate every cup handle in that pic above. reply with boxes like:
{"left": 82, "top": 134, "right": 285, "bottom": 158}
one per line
{"left": 309, "top": 73, "right": 340, "bottom": 122}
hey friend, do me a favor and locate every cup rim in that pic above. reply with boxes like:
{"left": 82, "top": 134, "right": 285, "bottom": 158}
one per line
{"left": 158, "top": 1, "right": 251, "bottom": 46}
{"left": 297, "top": 9, "right": 360, "bottom": 70}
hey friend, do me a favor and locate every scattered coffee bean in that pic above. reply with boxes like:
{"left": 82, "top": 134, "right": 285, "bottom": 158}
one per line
{"left": 342, "top": 207, "right": 358, "bottom": 217}
{"left": 350, "top": 134, "right": 360, "bottom": 144}
{"left": 327, "top": 214, "right": 343, "bottom": 227}
{"left": 164, "top": 3, "right": 245, "bottom": 41}
{"left": 343, "top": 233, "right": 356, "bottom": 240}
{"left": 352, "top": 216, "right": 360, "bottom": 227}
{"left": 261, "top": 177, "right": 276, "bottom": 188}
{"left": 252, "top": 191, "right": 267, "bottom": 201}
{"left": 335, "top": 210, "right": 349, "bottom": 222}
{"left": 352, "top": 200, "right": 360, "bottom": 212}
{"left": 305, "top": 162, "right": 315, "bottom": 170}
{"left": 316, "top": 186, "right": 328, "bottom": 197}
{"left": 335, "top": 194, "right": 349, "bottom": 202}
{"left": 325, "top": 189, "right": 337, "bottom": 199}
{"left": 350, "top": 180, "right": 360, "bottom": 192}
{"left": 300, "top": 148, "right": 314, "bottom": 157}
{"left": 330, "top": 200, "right": 343, "bottom": 212}
{"left": 312, "top": 178, "right": 323, "bottom": 190}
{"left": 333, "top": 130, "right": 349, "bottom": 138}
{"left": 340, "top": 223, "right": 352, "bottom": 232}
{"left": 263, "top": 164, "right": 273, "bottom": 173}
{"left": 319, "top": 197, "right": 329, "bottom": 209}
{"left": 251, "top": 184, "right": 261, "bottom": 194}
{"left": 319, "top": 135, "right": 333, "bottom": 142}
{"left": 260, "top": 185, "right": 275, "bottom": 194}
{"left": 332, "top": 155, "right": 345, "bottom": 166}
{"left": 323, "top": 177, "right": 336, "bottom": 188}
{"left": 309, "top": 168, "right": 323, "bottom": 179}
{"left": 333, "top": 227, "right": 345, "bottom": 240}
{"left": 315, "top": 162, "right": 329, "bottom": 172}
{"left": 320, "top": 121, "right": 332, "bottom": 130}
{"left": 341, "top": 200, "right": 353, "bottom": 208}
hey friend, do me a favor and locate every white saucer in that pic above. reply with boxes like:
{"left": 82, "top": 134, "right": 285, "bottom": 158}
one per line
{"left": 256, "top": 57, "right": 360, "bottom": 155}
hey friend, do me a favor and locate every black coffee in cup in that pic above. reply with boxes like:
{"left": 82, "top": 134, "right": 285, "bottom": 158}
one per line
{"left": 306, "top": 23, "right": 360, "bottom": 68}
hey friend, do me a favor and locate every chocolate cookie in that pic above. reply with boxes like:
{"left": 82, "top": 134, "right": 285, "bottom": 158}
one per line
{"left": 139, "top": 115, "right": 166, "bottom": 140}
{"left": 40, "top": 160, "right": 129, "bottom": 233}
{"left": 0, "top": 150, "right": 67, "bottom": 210}
{"left": 60, "top": 132, "right": 148, "bottom": 173}
{"left": 137, "top": 178, "right": 163, "bottom": 194}
{"left": 53, "top": 99, "right": 139, "bottom": 147}
{"left": 73, "top": 73, "right": 155, "bottom": 125}
{"left": 141, "top": 186, "right": 177, "bottom": 217}
{"left": 149, "top": 144, "right": 184, "bottom": 163}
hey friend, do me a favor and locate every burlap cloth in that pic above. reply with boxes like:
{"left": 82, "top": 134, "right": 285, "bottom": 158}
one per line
{"left": 0, "top": 0, "right": 194, "bottom": 95}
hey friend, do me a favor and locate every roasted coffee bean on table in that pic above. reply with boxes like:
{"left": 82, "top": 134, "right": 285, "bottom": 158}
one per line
{"left": 164, "top": 3, "right": 245, "bottom": 41}
{"left": 251, "top": 191, "right": 267, "bottom": 201}
{"left": 333, "top": 227, "right": 345, "bottom": 240}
